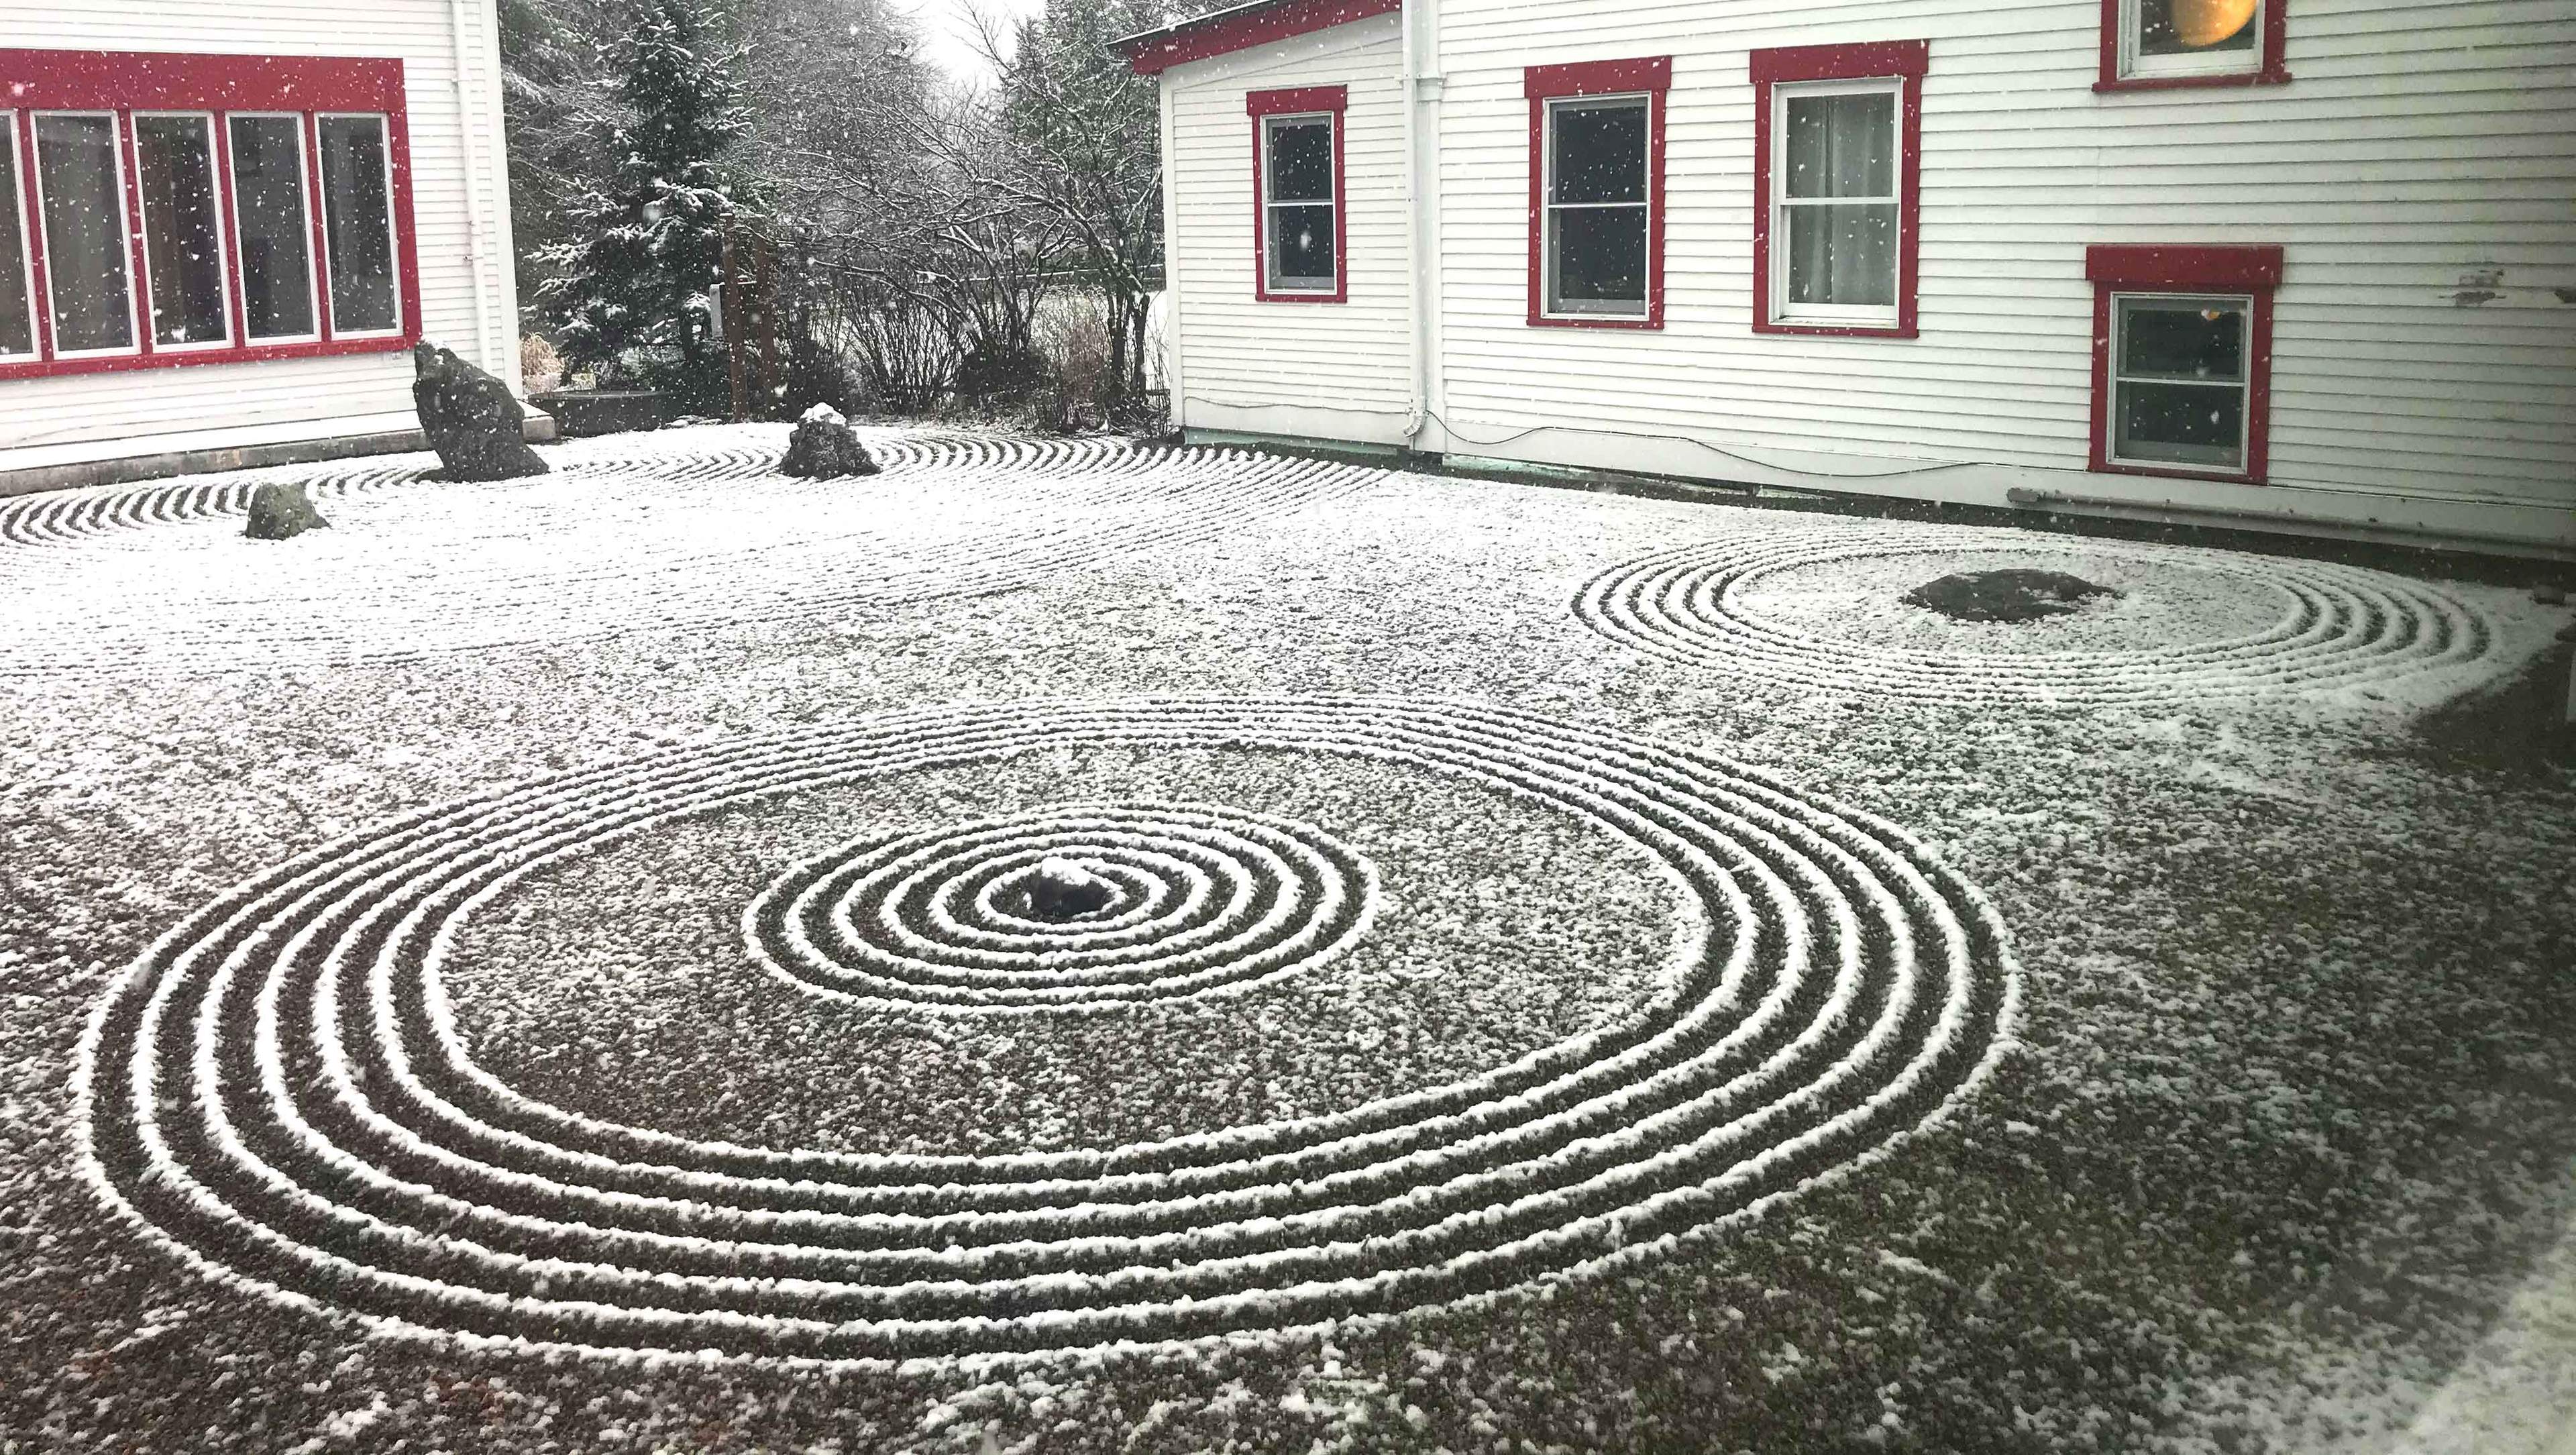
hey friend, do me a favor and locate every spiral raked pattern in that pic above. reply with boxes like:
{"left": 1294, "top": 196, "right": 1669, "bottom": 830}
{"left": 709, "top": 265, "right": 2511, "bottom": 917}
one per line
{"left": 78, "top": 697, "right": 2018, "bottom": 1363}
{"left": 0, "top": 431, "right": 1379, "bottom": 676}
{"left": 1575, "top": 525, "right": 2497, "bottom": 704}
{"left": 748, "top": 803, "right": 1377, "bottom": 1010}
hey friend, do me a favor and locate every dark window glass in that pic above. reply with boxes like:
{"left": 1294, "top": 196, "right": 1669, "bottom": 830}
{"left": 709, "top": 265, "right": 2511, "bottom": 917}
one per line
{"left": 1546, "top": 97, "right": 1649, "bottom": 313}
{"left": 34, "top": 113, "right": 135, "bottom": 354}
{"left": 1549, "top": 207, "right": 1648, "bottom": 307}
{"left": 228, "top": 115, "right": 315, "bottom": 339}
{"left": 1550, "top": 100, "right": 1644, "bottom": 205}
{"left": 136, "top": 115, "right": 229, "bottom": 347}
{"left": 2118, "top": 299, "right": 2245, "bottom": 380}
{"left": 1269, "top": 203, "right": 1335, "bottom": 284}
{"left": 0, "top": 123, "right": 34, "bottom": 356}
{"left": 2140, "top": 0, "right": 2257, "bottom": 56}
{"left": 1784, "top": 91, "right": 1894, "bottom": 200}
{"left": 2113, "top": 297, "right": 2249, "bottom": 468}
{"left": 318, "top": 115, "right": 397, "bottom": 332}
{"left": 1265, "top": 118, "right": 1332, "bottom": 203}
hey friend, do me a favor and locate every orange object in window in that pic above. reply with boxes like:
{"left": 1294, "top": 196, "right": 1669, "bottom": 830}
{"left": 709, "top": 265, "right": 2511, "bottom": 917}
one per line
{"left": 2171, "top": 0, "right": 2257, "bottom": 47}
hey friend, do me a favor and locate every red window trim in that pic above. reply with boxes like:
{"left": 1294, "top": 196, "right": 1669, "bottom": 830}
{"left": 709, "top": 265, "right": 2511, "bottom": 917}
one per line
{"left": 0, "top": 49, "right": 421, "bottom": 382}
{"left": 1122, "top": 0, "right": 1400, "bottom": 77}
{"left": 1750, "top": 40, "right": 1927, "bottom": 340}
{"left": 1525, "top": 56, "right": 1670, "bottom": 331}
{"left": 2086, "top": 244, "right": 2282, "bottom": 486}
{"left": 1248, "top": 85, "right": 1348, "bottom": 305}
{"left": 2095, "top": 0, "right": 2290, "bottom": 92}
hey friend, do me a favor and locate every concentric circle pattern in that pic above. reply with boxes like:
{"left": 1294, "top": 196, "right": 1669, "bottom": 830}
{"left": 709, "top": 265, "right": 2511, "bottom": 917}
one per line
{"left": 0, "top": 429, "right": 1379, "bottom": 676}
{"left": 747, "top": 802, "right": 1378, "bottom": 1010}
{"left": 78, "top": 697, "right": 2018, "bottom": 1362}
{"left": 1576, "top": 524, "right": 2497, "bottom": 704}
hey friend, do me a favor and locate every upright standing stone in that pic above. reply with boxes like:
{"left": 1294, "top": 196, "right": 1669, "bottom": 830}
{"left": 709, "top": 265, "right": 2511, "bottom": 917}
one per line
{"left": 413, "top": 342, "right": 550, "bottom": 480}
{"left": 243, "top": 482, "right": 330, "bottom": 540}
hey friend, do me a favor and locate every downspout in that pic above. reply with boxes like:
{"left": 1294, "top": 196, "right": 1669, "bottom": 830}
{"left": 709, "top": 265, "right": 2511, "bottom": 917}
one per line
{"left": 1399, "top": 0, "right": 1440, "bottom": 450}
{"left": 449, "top": 0, "right": 496, "bottom": 376}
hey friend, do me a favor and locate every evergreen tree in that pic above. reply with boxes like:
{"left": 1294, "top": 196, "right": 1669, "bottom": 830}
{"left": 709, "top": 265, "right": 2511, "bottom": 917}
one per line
{"left": 535, "top": 0, "right": 749, "bottom": 399}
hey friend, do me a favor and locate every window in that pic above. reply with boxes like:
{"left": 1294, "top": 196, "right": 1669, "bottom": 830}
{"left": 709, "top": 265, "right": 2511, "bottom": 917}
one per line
{"left": 135, "top": 113, "right": 230, "bottom": 349}
{"left": 1752, "top": 41, "right": 1926, "bottom": 338}
{"left": 319, "top": 114, "right": 399, "bottom": 334}
{"left": 1247, "top": 87, "right": 1345, "bottom": 303}
{"left": 33, "top": 112, "right": 137, "bottom": 356}
{"left": 2099, "top": 0, "right": 2288, "bottom": 89}
{"left": 2086, "top": 245, "right": 2282, "bottom": 484}
{"left": 1525, "top": 58, "right": 1666, "bottom": 329}
{"left": 0, "top": 50, "right": 417, "bottom": 380}
{"left": 0, "top": 118, "right": 36, "bottom": 357}
{"left": 229, "top": 114, "right": 319, "bottom": 341}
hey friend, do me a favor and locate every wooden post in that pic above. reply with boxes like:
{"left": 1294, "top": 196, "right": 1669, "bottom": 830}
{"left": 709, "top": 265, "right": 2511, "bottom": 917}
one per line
{"left": 754, "top": 239, "right": 780, "bottom": 415}
{"left": 721, "top": 213, "right": 746, "bottom": 422}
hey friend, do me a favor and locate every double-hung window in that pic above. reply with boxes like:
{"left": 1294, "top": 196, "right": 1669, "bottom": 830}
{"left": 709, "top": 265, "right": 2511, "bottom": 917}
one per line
{"left": 1248, "top": 87, "right": 1346, "bottom": 303}
{"left": 0, "top": 50, "right": 417, "bottom": 379}
{"left": 1752, "top": 41, "right": 1926, "bottom": 337}
{"left": 1525, "top": 57, "right": 1668, "bottom": 329}
{"left": 2086, "top": 245, "right": 2282, "bottom": 483}
{"left": 2099, "top": 0, "right": 2288, "bottom": 89}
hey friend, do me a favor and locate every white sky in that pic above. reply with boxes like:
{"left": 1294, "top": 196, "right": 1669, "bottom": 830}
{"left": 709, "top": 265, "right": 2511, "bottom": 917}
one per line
{"left": 905, "top": 0, "right": 1046, "bottom": 85}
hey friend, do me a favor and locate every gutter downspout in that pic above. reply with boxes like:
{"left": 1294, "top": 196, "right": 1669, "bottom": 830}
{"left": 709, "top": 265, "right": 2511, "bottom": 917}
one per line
{"left": 1399, "top": 0, "right": 1441, "bottom": 451}
{"left": 449, "top": 0, "right": 495, "bottom": 376}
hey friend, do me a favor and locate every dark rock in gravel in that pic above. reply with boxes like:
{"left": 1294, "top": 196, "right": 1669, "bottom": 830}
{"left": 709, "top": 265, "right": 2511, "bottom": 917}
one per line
{"left": 2536, "top": 583, "right": 2568, "bottom": 606}
{"left": 413, "top": 342, "right": 550, "bottom": 481}
{"left": 778, "top": 405, "right": 880, "bottom": 478}
{"left": 1014, "top": 858, "right": 1117, "bottom": 922}
{"left": 242, "top": 482, "right": 329, "bottom": 540}
{"left": 1904, "top": 568, "right": 2119, "bottom": 623}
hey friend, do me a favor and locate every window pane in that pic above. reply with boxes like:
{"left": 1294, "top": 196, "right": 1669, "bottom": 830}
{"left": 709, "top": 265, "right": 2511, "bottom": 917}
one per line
{"left": 2140, "top": 0, "right": 2257, "bottom": 56}
{"left": 1784, "top": 91, "right": 1894, "bottom": 199}
{"left": 2116, "top": 380, "right": 2243, "bottom": 466}
{"left": 229, "top": 115, "right": 314, "bottom": 339}
{"left": 1265, "top": 119, "right": 1332, "bottom": 205}
{"left": 1785, "top": 203, "right": 1898, "bottom": 307}
{"left": 1548, "top": 205, "right": 1648, "bottom": 310}
{"left": 34, "top": 114, "right": 134, "bottom": 354}
{"left": 1550, "top": 99, "right": 1646, "bottom": 206}
{"left": 2118, "top": 298, "right": 2245, "bottom": 382}
{"left": 136, "top": 115, "right": 228, "bottom": 347}
{"left": 319, "top": 117, "right": 398, "bottom": 333}
{"left": 0, "top": 124, "right": 34, "bottom": 356}
{"left": 1267, "top": 203, "right": 1334, "bottom": 286}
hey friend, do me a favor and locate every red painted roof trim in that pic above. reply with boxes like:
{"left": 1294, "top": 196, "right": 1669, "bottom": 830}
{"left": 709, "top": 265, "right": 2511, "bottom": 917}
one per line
{"left": 0, "top": 48, "right": 405, "bottom": 111}
{"left": 1120, "top": 0, "right": 1400, "bottom": 77}
{"left": 2085, "top": 244, "right": 2283, "bottom": 292}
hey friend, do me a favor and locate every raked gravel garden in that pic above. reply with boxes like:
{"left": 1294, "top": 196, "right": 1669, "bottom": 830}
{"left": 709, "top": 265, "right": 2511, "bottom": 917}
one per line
{"left": 1, "top": 425, "right": 2571, "bottom": 1454}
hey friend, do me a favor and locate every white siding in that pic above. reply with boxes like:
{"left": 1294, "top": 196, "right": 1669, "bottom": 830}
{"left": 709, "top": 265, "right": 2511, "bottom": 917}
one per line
{"left": 1165, "top": 14, "right": 1413, "bottom": 445}
{"left": 1426, "top": 0, "right": 2576, "bottom": 526}
{"left": 0, "top": 0, "right": 521, "bottom": 473}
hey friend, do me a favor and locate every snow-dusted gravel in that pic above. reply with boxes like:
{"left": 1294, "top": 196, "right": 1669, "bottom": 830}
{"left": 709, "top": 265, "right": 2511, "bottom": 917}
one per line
{"left": 2, "top": 423, "right": 2569, "bottom": 1452}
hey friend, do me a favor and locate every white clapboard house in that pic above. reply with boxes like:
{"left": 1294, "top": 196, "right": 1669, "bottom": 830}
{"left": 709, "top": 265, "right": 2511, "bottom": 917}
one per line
{"left": 1118, "top": 0, "right": 2576, "bottom": 555}
{"left": 0, "top": 4, "right": 529, "bottom": 492}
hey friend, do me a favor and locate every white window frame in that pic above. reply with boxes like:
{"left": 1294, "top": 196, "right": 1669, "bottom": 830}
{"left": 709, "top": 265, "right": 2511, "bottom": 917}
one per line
{"left": 1540, "top": 91, "right": 1653, "bottom": 321}
{"left": 131, "top": 110, "right": 234, "bottom": 353}
{"left": 2118, "top": 0, "right": 2265, "bottom": 81}
{"left": 225, "top": 109, "right": 323, "bottom": 345}
{"left": 2106, "top": 290, "right": 2253, "bottom": 473}
{"left": 314, "top": 110, "right": 403, "bottom": 338}
{"left": 1766, "top": 76, "right": 1904, "bottom": 331}
{"left": 0, "top": 113, "right": 40, "bottom": 359}
{"left": 1257, "top": 110, "right": 1337, "bottom": 297}
{"left": 29, "top": 109, "right": 142, "bottom": 360}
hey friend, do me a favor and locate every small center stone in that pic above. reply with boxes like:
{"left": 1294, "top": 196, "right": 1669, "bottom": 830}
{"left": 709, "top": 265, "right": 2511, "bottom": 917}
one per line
{"left": 1902, "top": 568, "right": 2120, "bottom": 624}
{"left": 1011, "top": 857, "right": 1119, "bottom": 923}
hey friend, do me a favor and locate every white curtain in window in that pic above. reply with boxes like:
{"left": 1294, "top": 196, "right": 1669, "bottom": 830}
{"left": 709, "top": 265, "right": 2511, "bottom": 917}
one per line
{"left": 1780, "top": 91, "right": 1896, "bottom": 310}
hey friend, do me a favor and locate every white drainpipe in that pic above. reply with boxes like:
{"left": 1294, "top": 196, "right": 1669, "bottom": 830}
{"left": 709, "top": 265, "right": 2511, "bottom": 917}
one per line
{"left": 1399, "top": 0, "right": 1442, "bottom": 451}
{"left": 449, "top": 0, "right": 495, "bottom": 374}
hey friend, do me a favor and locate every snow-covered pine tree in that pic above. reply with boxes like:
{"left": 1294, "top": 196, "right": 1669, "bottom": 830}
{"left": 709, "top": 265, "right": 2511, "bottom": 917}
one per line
{"left": 534, "top": 0, "right": 749, "bottom": 404}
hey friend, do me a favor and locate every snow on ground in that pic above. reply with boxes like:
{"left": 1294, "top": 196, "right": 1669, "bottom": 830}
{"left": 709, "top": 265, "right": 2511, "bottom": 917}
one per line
{"left": 0, "top": 423, "right": 2569, "bottom": 1451}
